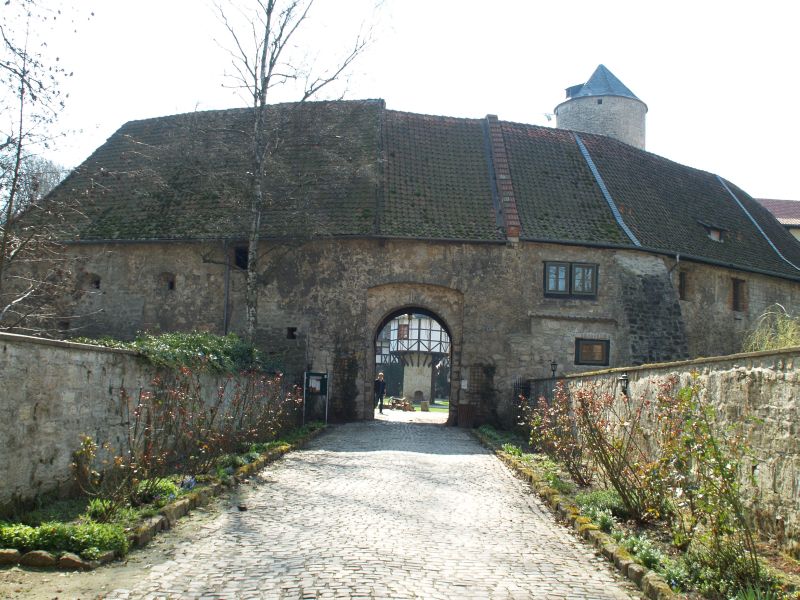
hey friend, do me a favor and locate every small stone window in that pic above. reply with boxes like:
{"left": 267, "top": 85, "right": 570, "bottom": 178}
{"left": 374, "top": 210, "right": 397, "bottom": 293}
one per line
{"left": 544, "top": 261, "right": 598, "bottom": 298}
{"left": 597, "top": 98, "right": 603, "bottom": 105}
{"left": 57, "top": 320, "right": 70, "bottom": 331}
{"left": 678, "top": 271, "right": 688, "bottom": 300}
{"left": 732, "top": 278, "right": 747, "bottom": 312}
{"left": 81, "top": 272, "right": 101, "bottom": 290}
{"left": 159, "top": 272, "right": 176, "bottom": 291}
{"left": 574, "top": 338, "right": 610, "bottom": 366}
{"left": 286, "top": 327, "right": 297, "bottom": 340}
{"left": 234, "top": 245, "right": 249, "bottom": 270}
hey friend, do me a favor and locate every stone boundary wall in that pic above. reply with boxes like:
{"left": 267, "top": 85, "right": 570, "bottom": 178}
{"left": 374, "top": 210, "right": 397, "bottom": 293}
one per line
{"left": 556, "top": 347, "right": 800, "bottom": 556}
{"left": 0, "top": 332, "right": 235, "bottom": 510}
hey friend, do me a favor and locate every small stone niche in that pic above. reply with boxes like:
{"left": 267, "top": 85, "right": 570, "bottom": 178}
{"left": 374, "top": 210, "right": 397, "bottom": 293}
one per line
{"left": 159, "top": 272, "right": 176, "bottom": 291}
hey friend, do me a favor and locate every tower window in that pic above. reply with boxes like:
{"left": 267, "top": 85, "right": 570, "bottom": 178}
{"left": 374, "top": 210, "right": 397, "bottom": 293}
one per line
{"left": 286, "top": 327, "right": 297, "bottom": 339}
{"left": 597, "top": 98, "right": 603, "bottom": 105}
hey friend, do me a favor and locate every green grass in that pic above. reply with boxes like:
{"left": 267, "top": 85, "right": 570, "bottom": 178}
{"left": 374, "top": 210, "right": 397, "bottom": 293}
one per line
{"left": 427, "top": 399, "right": 450, "bottom": 413}
{"left": 14, "top": 497, "right": 89, "bottom": 526}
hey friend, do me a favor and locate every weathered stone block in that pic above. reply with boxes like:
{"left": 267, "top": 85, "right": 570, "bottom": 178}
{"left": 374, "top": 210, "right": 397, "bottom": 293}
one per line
{"left": 626, "top": 562, "right": 646, "bottom": 586}
{"left": 0, "top": 548, "right": 21, "bottom": 564}
{"left": 600, "top": 542, "right": 618, "bottom": 561}
{"left": 19, "top": 550, "right": 57, "bottom": 567}
{"left": 642, "top": 571, "right": 674, "bottom": 600}
{"left": 58, "top": 552, "right": 91, "bottom": 570}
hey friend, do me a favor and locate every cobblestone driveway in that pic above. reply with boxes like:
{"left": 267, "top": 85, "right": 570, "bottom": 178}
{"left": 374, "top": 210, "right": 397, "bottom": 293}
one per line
{"left": 108, "top": 417, "right": 641, "bottom": 599}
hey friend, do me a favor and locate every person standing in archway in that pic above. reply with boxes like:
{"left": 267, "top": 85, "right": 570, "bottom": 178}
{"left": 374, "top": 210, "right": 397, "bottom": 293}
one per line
{"left": 374, "top": 372, "right": 386, "bottom": 414}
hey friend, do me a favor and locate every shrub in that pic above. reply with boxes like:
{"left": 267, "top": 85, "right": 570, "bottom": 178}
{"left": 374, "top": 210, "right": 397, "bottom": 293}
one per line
{"left": 575, "top": 489, "right": 629, "bottom": 519}
{"left": 73, "top": 331, "right": 264, "bottom": 374}
{"left": 743, "top": 304, "right": 800, "bottom": 352}
{"left": 73, "top": 368, "right": 302, "bottom": 508}
{"left": 15, "top": 497, "right": 88, "bottom": 526}
{"left": 583, "top": 507, "right": 616, "bottom": 533}
{"left": 531, "top": 383, "right": 593, "bottom": 486}
{"left": 572, "top": 383, "right": 671, "bottom": 521}
{"left": 85, "top": 498, "right": 115, "bottom": 522}
{"left": 659, "top": 557, "right": 692, "bottom": 592}
{"left": 0, "top": 521, "right": 129, "bottom": 558}
{"left": 501, "top": 443, "right": 523, "bottom": 458}
{"left": 620, "top": 534, "right": 665, "bottom": 570}
{"left": 134, "top": 478, "right": 180, "bottom": 506}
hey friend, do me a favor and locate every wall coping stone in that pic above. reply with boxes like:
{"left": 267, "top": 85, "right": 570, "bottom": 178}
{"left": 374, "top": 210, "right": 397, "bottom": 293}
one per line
{"left": 0, "top": 331, "right": 138, "bottom": 356}
{"left": 561, "top": 345, "right": 800, "bottom": 379}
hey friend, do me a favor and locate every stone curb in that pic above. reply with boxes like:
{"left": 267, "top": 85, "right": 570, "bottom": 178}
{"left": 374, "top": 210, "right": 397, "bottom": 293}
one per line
{"left": 472, "top": 430, "right": 679, "bottom": 600}
{"left": 0, "top": 425, "right": 327, "bottom": 572}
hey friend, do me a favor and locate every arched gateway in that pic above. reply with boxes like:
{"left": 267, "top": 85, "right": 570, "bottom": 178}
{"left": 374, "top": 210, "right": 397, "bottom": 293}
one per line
{"left": 364, "top": 284, "right": 464, "bottom": 424}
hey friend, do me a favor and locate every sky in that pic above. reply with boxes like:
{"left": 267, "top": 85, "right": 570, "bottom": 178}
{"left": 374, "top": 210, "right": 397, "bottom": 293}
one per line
{"left": 29, "top": 0, "right": 800, "bottom": 200}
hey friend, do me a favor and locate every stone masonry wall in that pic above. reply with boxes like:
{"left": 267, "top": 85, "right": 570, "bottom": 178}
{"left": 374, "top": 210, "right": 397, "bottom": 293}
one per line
{"left": 0, "top": 333, "right": 242, "bottom": 510}
{"left": 62, "top": 239, "right": 800, "bottom": 428}
{"left": 0, "top": 333, "right": 151, "bottom": 508}
{"left": 558, "top": 348, "right": 800, "bottom": 556}
{"left": 674, "top": 260, "right": 800, "bottom": 358}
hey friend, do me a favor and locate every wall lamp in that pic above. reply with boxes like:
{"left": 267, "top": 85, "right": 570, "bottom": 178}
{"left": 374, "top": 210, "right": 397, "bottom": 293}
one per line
{"left": 618, "top": 373, "right": 629, "bottom": 396}
{"left": 550, "top": 360, "right": 558, "bottom": 378}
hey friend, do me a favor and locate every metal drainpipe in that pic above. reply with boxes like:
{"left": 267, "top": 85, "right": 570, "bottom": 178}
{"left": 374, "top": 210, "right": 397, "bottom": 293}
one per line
{"left": 223, "top": 240, "right": 231, "bottom": 335}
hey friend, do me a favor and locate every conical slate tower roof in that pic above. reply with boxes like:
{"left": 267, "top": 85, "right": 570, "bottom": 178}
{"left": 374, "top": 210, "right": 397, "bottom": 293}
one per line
{"left": 567, "top": 64, "right": 641, "bottom": 101}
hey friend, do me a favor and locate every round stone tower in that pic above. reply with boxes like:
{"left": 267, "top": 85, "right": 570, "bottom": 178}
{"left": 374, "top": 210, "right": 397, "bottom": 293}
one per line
{"left": 554, "top": 64, "right": 647, "bottom": 150}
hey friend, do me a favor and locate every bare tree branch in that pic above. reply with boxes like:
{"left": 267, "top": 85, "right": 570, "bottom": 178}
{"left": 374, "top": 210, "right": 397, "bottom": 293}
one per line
{"left": 214, "top": 0, "right": 373, "bottom": 343}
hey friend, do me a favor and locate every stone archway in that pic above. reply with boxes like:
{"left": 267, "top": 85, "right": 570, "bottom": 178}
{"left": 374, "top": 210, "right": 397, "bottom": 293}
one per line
{"left": 364, "top": 283, "right": 464, "bottom": 424}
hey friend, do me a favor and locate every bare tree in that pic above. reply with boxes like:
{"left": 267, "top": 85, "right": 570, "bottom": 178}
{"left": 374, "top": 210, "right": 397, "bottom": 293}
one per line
{"left": 217, "top": 0, "right": 371, "bottom": 342}
{"left": 0, "top": 1, "right": 90, "bottom": 333}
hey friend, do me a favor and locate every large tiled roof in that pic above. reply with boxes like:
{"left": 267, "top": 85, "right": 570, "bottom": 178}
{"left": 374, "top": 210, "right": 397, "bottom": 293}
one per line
{"left": 381, "top": 111, "right": 500, "bottom": 240}
{"left": 46, "top": 99, "right": 800, "bottom": 281}
{"left": 54, "top": 100, "right": 383, "bottom": 240}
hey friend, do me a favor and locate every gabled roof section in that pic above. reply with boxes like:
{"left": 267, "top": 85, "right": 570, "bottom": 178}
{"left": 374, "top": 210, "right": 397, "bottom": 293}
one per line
{"left": 567, "top": 64, "right": 641, "bottom": 101}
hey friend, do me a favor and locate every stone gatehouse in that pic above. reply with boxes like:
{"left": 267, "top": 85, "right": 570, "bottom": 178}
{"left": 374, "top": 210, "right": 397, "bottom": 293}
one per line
{"left": 31, "top": 77, "right": 800, "bottom": 426}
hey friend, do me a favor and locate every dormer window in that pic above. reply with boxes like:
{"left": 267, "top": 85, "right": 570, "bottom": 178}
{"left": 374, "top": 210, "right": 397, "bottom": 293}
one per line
{"left": 699, "top": 221, "right": 726, "bottom": 243}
